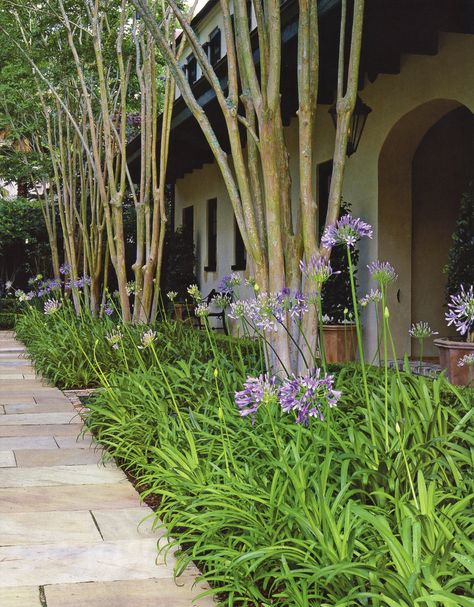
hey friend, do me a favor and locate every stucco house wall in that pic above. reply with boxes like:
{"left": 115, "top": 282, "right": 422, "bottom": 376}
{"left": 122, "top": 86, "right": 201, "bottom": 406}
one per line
{"left": 174, "top": 31, "right": 474, "bottom": 357}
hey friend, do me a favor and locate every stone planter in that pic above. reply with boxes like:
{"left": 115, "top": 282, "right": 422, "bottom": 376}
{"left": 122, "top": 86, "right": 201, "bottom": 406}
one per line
{"left": 323, "top": 324, "right": 357, "bottom": 363}
{"left": 434, "top": 338, "right": 474, "bottom": 385}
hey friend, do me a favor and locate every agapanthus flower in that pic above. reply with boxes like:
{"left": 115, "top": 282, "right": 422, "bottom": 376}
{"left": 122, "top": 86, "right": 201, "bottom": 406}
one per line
{"left": 367, "top": 261, "right": 398, "bottom": 286}
{"left": 219, "top": 273, "right": 242, "bottom": 294}
{"left": 359, "top": 288, "right": 382, "bottom": 308}
{"left": 126, "top": 281, "right": 138, "bottom": 296}
{"left": 44, "top": 299, "right": 61, "bottom": 315}
{"left": 139, "top": 329, "right": 157, "bottom": 349}
{"left": 5, "top": 280, "right": 12, "bottom": 291}
{"left": 458, "top": 353, "right": 474, "bottom": 367}
{"left": 245, "top": 293, "right": 284, "bottom": 332}
{"left": 409, "top": 321, "right": 438, "bottom": 339}
{"left": 276, "top": 289, "right": 309, "bottom": 319}
{"left": 104, "top": 302, "right": 114, "bottom": 317}
{"left": 187, "top": 284, "right": 201, "bottom": 301}
{"left": 167, "top": 291, "right": 178, "bottom": 302}
{"left": 321, "top": 214, "right": 373, "bottom": 248}
{"left": 228, "top": 301, "right": 247, "bottom": 320}
{"left": 446, "top": 285, "right": 474, "bottom": 338}
{"left": 235, "top": 374, "right": 278, "bottom": 419}
{"left": 211, "top": 293, "right": 232, "bottom": 308}
{"left": 59, "top": 263, "right": 71, "bottom": 276}
{"left": 195, "top": 303, "right": 209, "bottom": 317}
{"left": 279, "top": 368, "right": 341, "bottom": 425}
{"left": 300, "top": 255, "right": 337, "bottom": 286}
{"left": 106, "top": 328, "right": 123, "bottom": 350}
{"left": 244, "top": 277, "right": 259, "bottom": 291}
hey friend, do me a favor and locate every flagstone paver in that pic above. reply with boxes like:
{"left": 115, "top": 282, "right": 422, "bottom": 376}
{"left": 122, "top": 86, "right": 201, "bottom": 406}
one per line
{"left": 0, "top": 332, "right": 213, "bottom": 605}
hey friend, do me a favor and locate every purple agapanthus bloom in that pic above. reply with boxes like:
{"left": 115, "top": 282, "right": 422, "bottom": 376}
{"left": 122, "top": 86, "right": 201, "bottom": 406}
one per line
{"left": 300, "top": 255, "right": 338, "bottom": 285}
{"left": 235, "top": 374, "right": 278, "bottom": 419}
{"left": 367, "top": 261, "right": 398, "bottom": 286}
{"left": 104, "top": 302, "right": 114, "bottom": 316}
{"left": 321, "top": 214, "right": 373, "bottom": 248}
{"left": 59, "top": 263, "right": 71, "bottom": 276}
{"left": 276, "top": 289, "right": 309, "bottom": 319}
{"left": 219, "top": 273, "right": 242, "bottom": 294}
{"left": 446, "top": 285, "right": 474, "bottom": 337}
{"left": 279, "top": 368, "right": 341, "bottom": 425}
{"left": 44, "top": 299, "right": 61, "bottom": 315}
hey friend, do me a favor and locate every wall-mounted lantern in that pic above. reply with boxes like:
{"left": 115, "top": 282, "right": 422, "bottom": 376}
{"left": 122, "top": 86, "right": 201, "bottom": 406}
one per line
{"left": 329, "top": 95, "right": 372, "bottom": 156}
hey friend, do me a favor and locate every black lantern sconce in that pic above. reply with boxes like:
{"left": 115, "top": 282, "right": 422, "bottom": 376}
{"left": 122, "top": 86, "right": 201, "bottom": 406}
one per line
{"left": 329, "top": 95, "right": 372, "bottom": 156}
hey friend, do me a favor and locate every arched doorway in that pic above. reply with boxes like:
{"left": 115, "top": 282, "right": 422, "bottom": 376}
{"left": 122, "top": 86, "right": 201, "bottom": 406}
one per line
{"left": 411, "top": 107, "right": 474, "bottom": 356}
{"left": 378, "top": 99, "right": 474, "bottom": 358}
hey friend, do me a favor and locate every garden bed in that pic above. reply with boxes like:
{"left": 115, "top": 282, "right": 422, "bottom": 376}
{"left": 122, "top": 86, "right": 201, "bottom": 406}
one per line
{"left": 17, "top": 306, "right": 474, "bottom": 607}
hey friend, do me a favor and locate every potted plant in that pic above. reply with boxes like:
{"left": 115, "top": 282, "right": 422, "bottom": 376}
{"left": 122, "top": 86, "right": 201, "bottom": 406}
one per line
{"left": 434, "top": 183, "right": 474, "bottom": 385}
{"left": 321, "top": 201, "right": 357, "bottom": 363}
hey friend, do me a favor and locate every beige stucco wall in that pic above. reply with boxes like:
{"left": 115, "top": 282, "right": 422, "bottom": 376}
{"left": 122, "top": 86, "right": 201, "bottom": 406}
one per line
{"left": 174, "top": 32, "right": 474, "bottom": 357}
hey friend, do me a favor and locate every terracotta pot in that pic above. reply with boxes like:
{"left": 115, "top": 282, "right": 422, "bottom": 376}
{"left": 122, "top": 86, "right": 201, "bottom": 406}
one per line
{"left": 323, "top": 324, "right": 357, "bottom": 363}
{"left": 434, "top": 338, "right": 474, "bottom": 386}
{"left": 172, "top": 302, "right": 194, "bottom": 321}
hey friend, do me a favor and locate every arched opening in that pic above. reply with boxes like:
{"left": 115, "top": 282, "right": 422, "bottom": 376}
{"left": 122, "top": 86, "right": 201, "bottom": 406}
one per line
{"left": 378, "top": 99, "right": 474, "bottom": 358}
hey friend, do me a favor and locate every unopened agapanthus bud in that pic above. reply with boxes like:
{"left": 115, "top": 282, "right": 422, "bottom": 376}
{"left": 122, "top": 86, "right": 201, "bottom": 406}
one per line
{"left": 395, "top": 422, "right": 401, "bottom": 433}
{"left": 384, "top": 306, "right": 390, "bottom": 319}
{"left": 254, "top": 283, "right": 260, "bottom": 292}
{"left": 218, "top": 407, "right": 224, "bottom": 420}
{"left": 214, "top": 368, "right": 219, "bottom": 378}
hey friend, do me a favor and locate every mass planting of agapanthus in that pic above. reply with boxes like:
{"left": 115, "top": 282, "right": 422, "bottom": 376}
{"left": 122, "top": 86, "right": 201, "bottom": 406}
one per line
{"left": 445, "top": 284, "right": 474, "bottom": 340}
{"left": 321, "top": 214, "right": 373, "bottom": 248}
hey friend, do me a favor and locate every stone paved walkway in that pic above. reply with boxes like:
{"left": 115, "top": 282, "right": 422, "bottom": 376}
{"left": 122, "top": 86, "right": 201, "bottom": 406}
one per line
{"left": 0, "top": 331, "right": 212, "bottom": 607}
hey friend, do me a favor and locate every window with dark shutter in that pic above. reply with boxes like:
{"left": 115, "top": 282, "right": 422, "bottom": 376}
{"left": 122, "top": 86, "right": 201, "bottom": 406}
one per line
{"left": 208, "top": 27, "right": 221, "bottom": 66}
{"left": 205, "top": 198, "right": 217, "bottom": 272}
{"left": 185, "top": 54, "right": 197, "bottom": 83}
{"left": 318, "top": 160, "right": 333, "bottom": 234}
{"left": 232, "top": 216, "right": 246, "bottom": 271}
{"left": 182, "top": 205, "right": 194, "bottom": 238}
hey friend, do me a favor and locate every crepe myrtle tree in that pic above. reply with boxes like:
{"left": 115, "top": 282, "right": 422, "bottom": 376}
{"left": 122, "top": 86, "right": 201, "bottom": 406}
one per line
{"left": 1, "top": 0, "right": 191, "bottom": 321}
{"left": 129, "top": 0, "right": 365, "bottom": 372}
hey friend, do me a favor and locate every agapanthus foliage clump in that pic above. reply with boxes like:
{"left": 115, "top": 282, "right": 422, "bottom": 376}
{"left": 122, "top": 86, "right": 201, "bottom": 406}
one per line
{"left": 446, "top": 284, "right": 474, "bottom": 341}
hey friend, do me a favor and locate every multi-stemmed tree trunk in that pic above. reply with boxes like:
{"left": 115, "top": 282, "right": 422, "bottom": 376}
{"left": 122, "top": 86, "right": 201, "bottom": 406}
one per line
{"left": 130, "top": 0, "right": 365, "bottom": 371}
